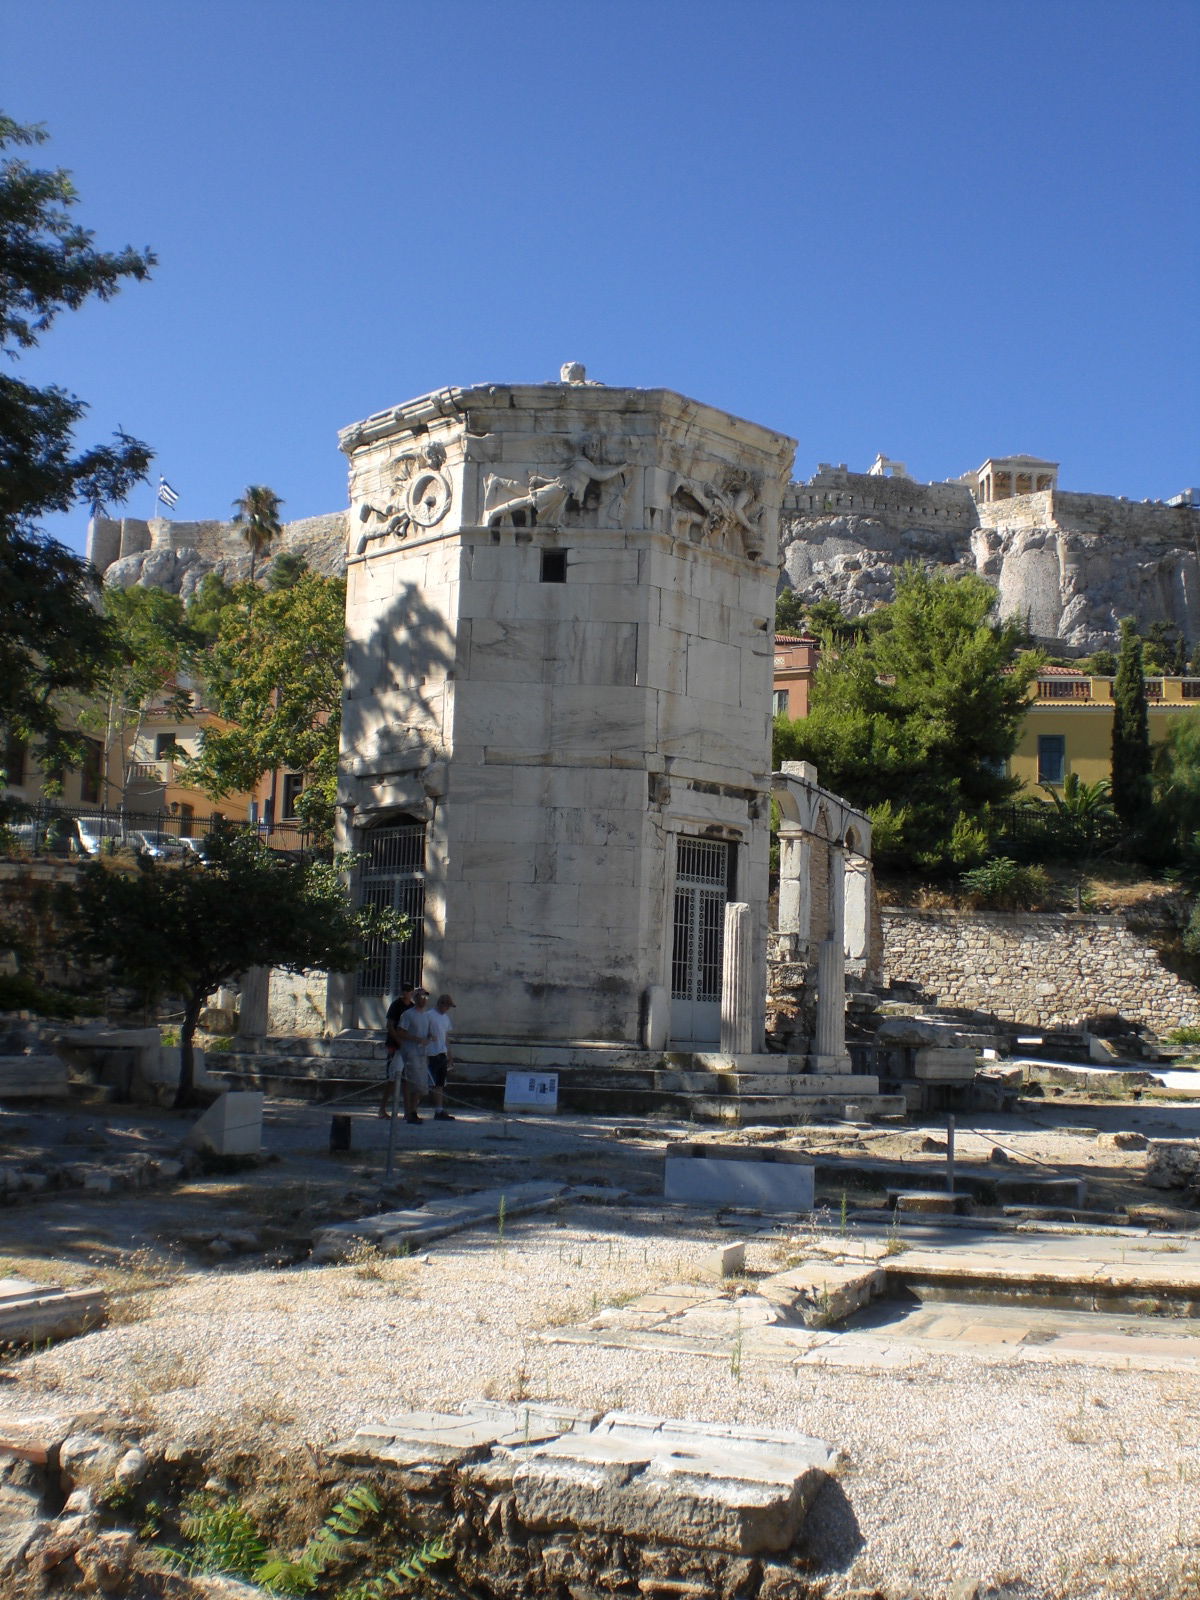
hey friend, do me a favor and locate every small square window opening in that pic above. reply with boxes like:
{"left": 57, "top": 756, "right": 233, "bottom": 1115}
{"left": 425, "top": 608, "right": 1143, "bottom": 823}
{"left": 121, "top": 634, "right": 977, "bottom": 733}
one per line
{"left": 541, "top": 549, "right": 568, "bottom": 583}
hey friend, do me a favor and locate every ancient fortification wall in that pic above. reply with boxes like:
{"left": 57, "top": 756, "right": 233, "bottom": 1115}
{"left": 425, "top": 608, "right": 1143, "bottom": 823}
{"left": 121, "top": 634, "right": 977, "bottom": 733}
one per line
{"left": 88, "top": 512, "right": 348, "bottom": 599}
{"left": 780, "top": 470, "right": 1200, "bottom": 653}
{"left": 882, "top": 907, "right": 1200, "bottom": 1031}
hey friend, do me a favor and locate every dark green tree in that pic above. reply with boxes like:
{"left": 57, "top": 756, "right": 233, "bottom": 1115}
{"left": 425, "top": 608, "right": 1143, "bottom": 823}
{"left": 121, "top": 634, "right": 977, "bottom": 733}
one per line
{"left": 184, "top": 571, "right": 346, "bottom": 837}
{"left": 775, "top": 566, "right": 1038, "bottom": 870}
{"left": 0, "top": 114, "right": 154, "bottom": 770}
{"left": 231, "top": 485, "right": 283, "bottom": 586}
{"left": 266, "top": 550, "right": 308, "bottom": 591}
{"left": 774, "top": 587, "right": 808, "bottom": 634}
{"left": 1111, "top": 617, "right": 1154, "bottom": 840}
{"left": 185, "top": 572, "right": 238, "bottom": 645}
{"left": 72, "top": 826, "right": 406, "bottom": 1105}
{"left": 83, "top": 586, "right": 201, "bottom": 803}
{"left": 1153, "top": 711, "right": 1200, "bottom": 852}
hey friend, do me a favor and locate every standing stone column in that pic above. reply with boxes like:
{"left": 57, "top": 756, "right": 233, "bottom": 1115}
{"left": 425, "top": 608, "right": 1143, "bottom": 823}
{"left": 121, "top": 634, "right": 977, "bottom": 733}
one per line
{"left": 720, "top": 902, "right": 755, "bottom": 1056}
{"left": 236, "top": 967, "right": 270, "bottom": 1041}
{"left": 812, "top": 939, "right": 850, "bottom": 1072}
{"left": 776, "top": 832, "right": 814, "bottom": 960}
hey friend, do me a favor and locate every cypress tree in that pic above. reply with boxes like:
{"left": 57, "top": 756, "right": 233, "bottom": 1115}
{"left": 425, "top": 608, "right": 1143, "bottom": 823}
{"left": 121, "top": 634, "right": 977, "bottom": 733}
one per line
{"left": 1111, "top": 618, "right": 1153, "bottom": 837}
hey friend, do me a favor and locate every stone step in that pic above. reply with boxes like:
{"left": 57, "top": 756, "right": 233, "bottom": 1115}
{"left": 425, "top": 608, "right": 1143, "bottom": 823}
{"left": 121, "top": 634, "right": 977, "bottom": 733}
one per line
{"left": 0, "top": 1056, "right": 69, "bottom": 1100}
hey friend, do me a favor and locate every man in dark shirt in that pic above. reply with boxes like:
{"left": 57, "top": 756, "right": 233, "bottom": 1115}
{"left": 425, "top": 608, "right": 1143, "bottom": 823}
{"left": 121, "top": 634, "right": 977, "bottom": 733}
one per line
{"left": 379, "top": 983, "right": 414, "bottom": 1117}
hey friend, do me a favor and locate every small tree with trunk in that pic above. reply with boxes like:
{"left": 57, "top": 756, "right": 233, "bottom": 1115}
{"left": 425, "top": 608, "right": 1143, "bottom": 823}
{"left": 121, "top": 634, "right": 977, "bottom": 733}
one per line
{"left": 231, "top": 485, "right": 284, "bottom": 586}
{"left": 1111, "top": 617, "right": 1154, "bottom": 843}
{"left": 71, "top": 826, "right": 406, "bottom": 1106}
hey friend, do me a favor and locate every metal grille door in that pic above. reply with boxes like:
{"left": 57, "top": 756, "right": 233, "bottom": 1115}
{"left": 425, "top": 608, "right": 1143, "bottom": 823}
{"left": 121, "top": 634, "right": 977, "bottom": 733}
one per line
{"left": 356, "top": 824, "right": 425, "bottom": 1023}
{"left": 670, "top": 837, "right": 729, "bottom": 1045}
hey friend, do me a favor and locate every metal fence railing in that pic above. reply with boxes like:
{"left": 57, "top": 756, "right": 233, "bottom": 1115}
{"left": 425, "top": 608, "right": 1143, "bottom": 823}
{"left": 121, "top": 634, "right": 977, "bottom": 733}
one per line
{"left": 0, "top": 798, "right": 319, "bottom": 862}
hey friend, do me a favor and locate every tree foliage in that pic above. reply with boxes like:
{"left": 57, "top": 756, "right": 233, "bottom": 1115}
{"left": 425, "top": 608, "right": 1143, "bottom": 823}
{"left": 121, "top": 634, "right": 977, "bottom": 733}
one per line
{"left": 231, "top": 484, "right": 283, "bottom": 586}
{"left": 72, "top": 826, "right": 405, "bottom": 1104}
{"left": 775, "top": 566, "right": 1038, "bottom": 869}
{"left": 82, "top": 586, "right": 201, "bottom": 803}
{"left": 1154, "top": 711, "right": 1200, "bottom": 852}
{"left": 0, "top": 114, "right": 154, "bottom": 766}
{"left": 1111, "top": 617, "right": 1154, "bottom": 839}
{"left": 184, "top": 571, "right": 346, "bottom": 834}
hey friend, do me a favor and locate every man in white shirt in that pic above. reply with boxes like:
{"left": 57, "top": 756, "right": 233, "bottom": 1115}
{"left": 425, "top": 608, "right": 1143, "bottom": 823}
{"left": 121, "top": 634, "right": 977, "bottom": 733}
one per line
{"left": 398, "top": 989, "right": 436, "bottom": 1124}
{"left": 426, "top": 994, "right": 455, "bottom": 1121}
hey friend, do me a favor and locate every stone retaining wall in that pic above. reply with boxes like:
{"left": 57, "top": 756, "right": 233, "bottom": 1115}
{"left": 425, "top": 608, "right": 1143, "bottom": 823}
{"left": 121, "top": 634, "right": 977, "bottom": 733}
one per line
{"left": 881, "top": 908, "right": 1200, "bottom": 1030}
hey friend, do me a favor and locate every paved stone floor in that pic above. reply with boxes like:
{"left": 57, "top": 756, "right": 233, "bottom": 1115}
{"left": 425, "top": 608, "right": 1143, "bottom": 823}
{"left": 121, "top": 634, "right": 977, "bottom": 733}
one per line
{"left": 543, "top": 1218, "right": 1200, "bottom": 1377}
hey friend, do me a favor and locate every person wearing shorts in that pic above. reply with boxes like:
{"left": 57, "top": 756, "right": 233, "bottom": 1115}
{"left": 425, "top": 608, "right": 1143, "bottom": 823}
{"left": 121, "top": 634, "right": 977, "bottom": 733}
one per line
{"left": 398, "top": 988, "right": 435, "bottom": 1124}
{"left": 379, "top": 983, "right": 414, "bottom": 1118}
{"left": 426, "top": 994, "right": 455, "bottom": 1121}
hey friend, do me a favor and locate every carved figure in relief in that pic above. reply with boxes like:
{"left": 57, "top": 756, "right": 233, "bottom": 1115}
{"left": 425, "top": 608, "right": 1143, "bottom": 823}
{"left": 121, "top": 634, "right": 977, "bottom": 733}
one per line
{"left": 670, "top": 468, "right": 764, "bottom": 559}
{"left": 354, "top": 442, "right": 452, "bottom": 555}
{"left": 559, "top": 361, "right": 602, "bottom": 386}
{"left": 484, "top": 454, "right": 629, "bottom": 529}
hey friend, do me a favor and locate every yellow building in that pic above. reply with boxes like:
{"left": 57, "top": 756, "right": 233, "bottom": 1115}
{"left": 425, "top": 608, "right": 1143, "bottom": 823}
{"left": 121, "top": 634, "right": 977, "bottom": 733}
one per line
{"left": 1010, "top": 667, "right": 1200, "bottom": 792}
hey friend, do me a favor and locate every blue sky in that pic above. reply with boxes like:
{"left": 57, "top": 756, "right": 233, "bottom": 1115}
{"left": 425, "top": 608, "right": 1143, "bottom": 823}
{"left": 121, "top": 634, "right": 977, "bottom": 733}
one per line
{"left": 3, "top": 0, "right": 1197, "bottom": 556}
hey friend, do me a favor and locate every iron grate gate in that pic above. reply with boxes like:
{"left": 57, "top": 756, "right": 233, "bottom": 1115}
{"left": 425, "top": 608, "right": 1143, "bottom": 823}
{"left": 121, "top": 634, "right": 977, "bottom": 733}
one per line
{"left": 356, "top": 823, "right": 425, "bottom": 997}
{"left": 671, "top": 837, "right": 729, "bottom": 1003}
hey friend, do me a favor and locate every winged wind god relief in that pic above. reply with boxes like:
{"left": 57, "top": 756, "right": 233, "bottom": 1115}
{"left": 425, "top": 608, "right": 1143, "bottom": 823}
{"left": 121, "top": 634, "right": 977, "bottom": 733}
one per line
{"left": 353, "top": 442, "right": 454, "bottom": 556}
{"left": 482, "top": 446, "right": 631, "bottom": 530}
{"left": 670, "top": 467, "right": 765, "bottom": 559}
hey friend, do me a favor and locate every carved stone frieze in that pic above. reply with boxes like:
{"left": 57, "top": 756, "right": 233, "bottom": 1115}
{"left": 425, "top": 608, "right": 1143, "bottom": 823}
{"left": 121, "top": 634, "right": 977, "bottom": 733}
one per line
{"left": 670, "top": 466, "right": 765, "bottom": 559}
{"left": 353, "top": 441, "right": 453, "bottom": 555}
{"left": 483, "top": 448, "right": 631, "bottom": 529}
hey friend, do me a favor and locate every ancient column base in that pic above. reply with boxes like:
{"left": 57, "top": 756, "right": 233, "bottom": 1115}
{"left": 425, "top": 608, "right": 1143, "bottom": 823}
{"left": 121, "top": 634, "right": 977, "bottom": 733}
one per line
{"left": 810, "top": 1053, "right": 853, "bottom": 1074}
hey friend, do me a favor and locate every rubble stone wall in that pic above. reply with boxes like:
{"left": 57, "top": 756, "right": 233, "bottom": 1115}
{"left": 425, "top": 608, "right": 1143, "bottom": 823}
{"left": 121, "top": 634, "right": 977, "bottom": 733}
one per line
{"left": 881, "top": 908, "right": 1200, "bottom": 1030}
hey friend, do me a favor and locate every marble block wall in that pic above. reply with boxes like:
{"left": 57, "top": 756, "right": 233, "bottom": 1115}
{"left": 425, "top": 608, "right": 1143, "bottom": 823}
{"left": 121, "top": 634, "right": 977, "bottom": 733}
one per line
{"left": 333, "top": 379, "right": 795, "bottom": 1046}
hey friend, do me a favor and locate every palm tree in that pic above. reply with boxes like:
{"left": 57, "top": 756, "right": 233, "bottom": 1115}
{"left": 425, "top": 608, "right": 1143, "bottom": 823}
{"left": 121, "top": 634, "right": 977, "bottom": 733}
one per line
{"left": 231, "top": 485, "right": 284, "bottom": 585}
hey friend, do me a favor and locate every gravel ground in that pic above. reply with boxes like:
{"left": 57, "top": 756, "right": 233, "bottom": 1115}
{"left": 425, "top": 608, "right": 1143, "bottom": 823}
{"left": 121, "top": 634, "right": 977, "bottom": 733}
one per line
{"left": 9, "top": 1197, "right": 1200, "bottom": 1600}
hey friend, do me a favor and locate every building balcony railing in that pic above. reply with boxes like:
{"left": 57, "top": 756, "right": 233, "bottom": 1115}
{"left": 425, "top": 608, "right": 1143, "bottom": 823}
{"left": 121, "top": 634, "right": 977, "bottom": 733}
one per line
{"left": 125, "top": 760, "right": 170, "bottom": 783}
{"left": 1036, "top": 679, "right": 1090, "bottom": 700}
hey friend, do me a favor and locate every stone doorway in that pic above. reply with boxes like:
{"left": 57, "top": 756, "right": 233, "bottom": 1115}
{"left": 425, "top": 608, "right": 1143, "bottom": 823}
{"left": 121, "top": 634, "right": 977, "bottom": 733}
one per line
{"left": 670, "top": 837, "right": 730, "bottom": 1046}
{"left": 355, "top": 821, "right": 425, "bottom": 1028}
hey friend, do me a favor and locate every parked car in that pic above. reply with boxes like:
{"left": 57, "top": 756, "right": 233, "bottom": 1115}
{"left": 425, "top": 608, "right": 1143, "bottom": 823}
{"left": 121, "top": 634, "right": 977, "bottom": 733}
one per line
{"left": 177, "top": 836, "right": 213, "bottom": 863}
{"left": 132, "top": 829, "right": 188, "bottom": 860}
{"left": 73, "top": 816, "right": 129, "bottom": 856}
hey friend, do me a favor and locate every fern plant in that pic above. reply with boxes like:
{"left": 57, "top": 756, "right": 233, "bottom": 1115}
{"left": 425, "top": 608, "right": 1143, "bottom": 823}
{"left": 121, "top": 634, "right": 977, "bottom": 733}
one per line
{"left": 334, "top": 1536, "right": 453, "bottom": 1599}
{"left": 254, "top": 1485, "right": 381, "bottom": 1594}
{"left": 156, "top": 1494, "right": 270, "bottom": 1580}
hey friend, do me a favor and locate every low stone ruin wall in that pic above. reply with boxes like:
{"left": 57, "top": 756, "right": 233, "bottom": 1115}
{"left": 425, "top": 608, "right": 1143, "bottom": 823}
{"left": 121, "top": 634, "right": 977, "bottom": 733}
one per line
{"left": 882, "top": 908, "right": 1200, "bottom": 1030}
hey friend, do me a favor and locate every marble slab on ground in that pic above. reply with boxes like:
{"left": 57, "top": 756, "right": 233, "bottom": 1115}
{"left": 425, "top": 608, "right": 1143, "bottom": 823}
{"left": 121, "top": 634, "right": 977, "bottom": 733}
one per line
{"left": 312, "top": 1181, "right": 568, "bottom": 1261}
{"left": 334, "top": 1402, "right": 839, "bottom": 1556}
{"left": 0, "top": 1280, "right": 106, "bottom": 1345}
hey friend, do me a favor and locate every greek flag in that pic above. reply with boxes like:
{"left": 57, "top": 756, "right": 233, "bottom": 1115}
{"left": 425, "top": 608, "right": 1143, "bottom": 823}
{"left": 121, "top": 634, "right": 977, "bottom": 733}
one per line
{"left": 157, "top": 477, "right": 180, "bottom": 510}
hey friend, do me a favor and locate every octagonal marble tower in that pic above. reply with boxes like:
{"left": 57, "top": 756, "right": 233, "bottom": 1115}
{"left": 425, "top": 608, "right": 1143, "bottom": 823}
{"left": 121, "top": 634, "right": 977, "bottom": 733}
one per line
{"left": 329, "top": 376, "right": 796, "bottom": 1052}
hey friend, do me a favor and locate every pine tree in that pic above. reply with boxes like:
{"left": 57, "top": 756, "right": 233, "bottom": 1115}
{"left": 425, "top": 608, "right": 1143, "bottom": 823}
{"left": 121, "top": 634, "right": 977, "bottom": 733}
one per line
{"left": 1111, "top": 617, "right": 1153, "bottom": 838}
{"left": 0, "top": 115, "right": 154, "bottom": 769}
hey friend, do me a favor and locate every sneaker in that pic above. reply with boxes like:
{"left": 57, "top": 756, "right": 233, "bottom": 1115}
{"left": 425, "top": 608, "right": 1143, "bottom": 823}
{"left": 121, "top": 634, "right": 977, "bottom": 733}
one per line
{"left": 434, "top": 1111, "right": 455, "bottom": 1121}
{"left": 405, "top": 1113, "right": 422, "bottom": 1125}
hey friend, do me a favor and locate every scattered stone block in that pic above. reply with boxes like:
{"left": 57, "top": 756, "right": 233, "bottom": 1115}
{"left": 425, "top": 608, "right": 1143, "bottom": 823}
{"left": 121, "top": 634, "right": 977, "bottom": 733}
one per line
{"left": 994, "top": 1175, "right": 1086, "bottom": 1207}
{"left": 513, "top": 1412, "right": 839, "bottom": 1555}
{"left": 763, "top": 1262, "right": 882, "bottom": 1327}
{"left": 888, "top": 1190, "right": 971, "bottom": 1216}
{"left": 1096, "top": 1130, "right": 1148, "bottom": 1151}
{"left": 0, "top": 1056, "right": 68, "bottom": 1100}
{"left": 0, "top": 1409, "right": 79, "bottom": 1466}
{"left": 312, "top": 1181, "right": 567, "bottom": 1261}
{"left": 186, "top": 1091, "right": 263, "bottom": 1156}
{"left": 1145, "top": 1139, "right": 1200, "bottom": 1189}
{"left": 333, "top": 1400, "right": 599, "bottom": 1466}
{"left": 700, "top": 1241, "right": 746, "bottom": 1279}
{"left": 911, "top": 1048, "right": 978, "bottom": 1082}
{"left": 0, "top": 1281, "right": 106, "bottom": 1345}
{"left": 665, "top": 1145, "right": 814, "bottom": 1213}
